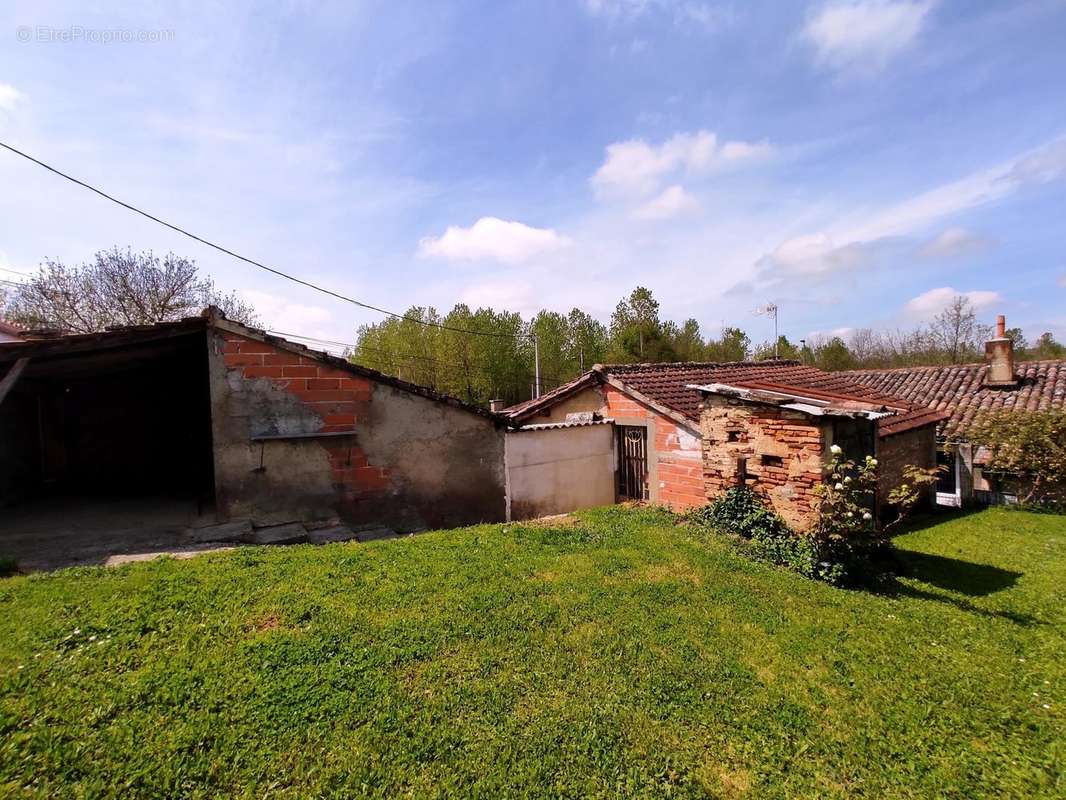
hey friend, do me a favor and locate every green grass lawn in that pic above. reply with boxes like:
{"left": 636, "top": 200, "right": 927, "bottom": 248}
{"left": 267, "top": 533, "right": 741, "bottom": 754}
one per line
{"left": 0, "top": 507, "right": 1063, "bottom": 798}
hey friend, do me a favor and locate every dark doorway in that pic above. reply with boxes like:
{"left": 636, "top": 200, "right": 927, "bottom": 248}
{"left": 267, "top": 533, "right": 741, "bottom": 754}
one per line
{"left": 0, "top": 329, "right": 217, "bottom": 569}
{"left": 617, "top": 425, "right": 648, "bottom": 501}
{"left": 936, "top": 447, "right": 958, "bottom": 494}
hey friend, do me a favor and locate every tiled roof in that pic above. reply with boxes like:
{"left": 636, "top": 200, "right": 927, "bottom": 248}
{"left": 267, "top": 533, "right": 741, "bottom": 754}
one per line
{"left": 506, "top": 360, "right": 945, "bottom": 437}
{"left": 844, "top": 360, "right": 1066, "bottom": 439}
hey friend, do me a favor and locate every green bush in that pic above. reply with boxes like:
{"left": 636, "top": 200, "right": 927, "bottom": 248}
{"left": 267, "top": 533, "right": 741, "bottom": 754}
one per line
{"left": 686, "top": 486, "right": 788, "bottom": 540}
{"left": 0, "top": 556, "right": 18, "bottom": 578}
{"left": 687, "top": 484, "right": 892, "bottom": 587}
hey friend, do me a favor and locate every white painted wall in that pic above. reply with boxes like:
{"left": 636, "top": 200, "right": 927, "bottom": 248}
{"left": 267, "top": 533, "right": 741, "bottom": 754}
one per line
{"left": 505, "top": 423, "right": 616, "bottom": 520}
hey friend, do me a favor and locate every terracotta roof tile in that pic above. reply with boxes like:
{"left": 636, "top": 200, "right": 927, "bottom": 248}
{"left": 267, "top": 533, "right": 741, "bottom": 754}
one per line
{"left": 507, "top": 360, "right": 944, "bottom": 437}
{"left": 844, "top": 360, "right": 1066, "bottom": 439}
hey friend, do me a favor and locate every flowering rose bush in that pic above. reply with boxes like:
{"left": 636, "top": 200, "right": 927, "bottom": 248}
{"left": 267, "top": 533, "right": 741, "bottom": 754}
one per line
{"left": 808, "top": 447, "right": 892, "bottom": 585}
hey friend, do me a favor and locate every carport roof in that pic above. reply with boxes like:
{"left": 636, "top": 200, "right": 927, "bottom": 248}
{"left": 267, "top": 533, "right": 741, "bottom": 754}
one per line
{"left": 0, "top": 309, "right": 509, "bottom": 425}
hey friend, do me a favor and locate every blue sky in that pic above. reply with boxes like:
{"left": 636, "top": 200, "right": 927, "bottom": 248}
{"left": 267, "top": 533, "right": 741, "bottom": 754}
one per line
{"left": 1, "top": 0, "right": 1064, "bottom": 351}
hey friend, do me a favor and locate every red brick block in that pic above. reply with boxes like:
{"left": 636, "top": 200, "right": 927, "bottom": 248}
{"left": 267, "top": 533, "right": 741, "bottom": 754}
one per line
{"left": 282, "top": 366, "right": 318, "bottom": 378}
{"left": 224, "top": 353, "right": 263, "bottom": 367}
{"left": 295, "top": 389, "right": 350, "bottom": 402}
{"left": 307, "top": 378, "right": 340, "bottom": 390}
{"left": 243, "top": 366, "right": 286, "bottom": 379}
{"left": 323, "top": 413, "right": 357, "bottom": 427}
{"left": 353, "top": 466, "right": 390, "bottom": 491}
{"left": 232, "top": 340, "right": 276, "bottom": 354}
{"left": 340, "top": 377, "right": 373, "bottom": 392}
{"left": 264, "top": 353, "right": 304, "bottom": 367}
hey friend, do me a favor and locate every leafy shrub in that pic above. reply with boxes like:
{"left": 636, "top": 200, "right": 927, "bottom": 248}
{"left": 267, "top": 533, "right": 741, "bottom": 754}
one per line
{"left": 687, "top": 457, "right": 899, "bottom": 587}
{"left": 966, "top": 409, "right": 1066, "bottom": 509}
{"left": 0, "top": 557, "right": 17, "bottom": 578}
{"left": 686, "top": 488, "right": 847, "bottom": 582}
{"left": 686, "top": 486, "right": 788, "bottom": 540}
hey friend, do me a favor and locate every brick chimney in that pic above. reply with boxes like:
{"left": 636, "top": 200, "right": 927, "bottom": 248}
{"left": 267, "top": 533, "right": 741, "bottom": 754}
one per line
{"left": 984, "top": 314, "right": 1016, "bottom": 387}
{"left": 488, "top": 399, "right": 506, "bottom": 412}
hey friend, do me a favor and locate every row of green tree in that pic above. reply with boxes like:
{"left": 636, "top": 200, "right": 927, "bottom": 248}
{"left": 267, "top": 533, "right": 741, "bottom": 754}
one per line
{"left": 354, "top": 288, "right": 1065, "bottom": 406}
{"left": 3, "top": 248, "right": 1062, "bottom": 409}
{"left": 353, "top": 287, "right": 754, "bottom": 404}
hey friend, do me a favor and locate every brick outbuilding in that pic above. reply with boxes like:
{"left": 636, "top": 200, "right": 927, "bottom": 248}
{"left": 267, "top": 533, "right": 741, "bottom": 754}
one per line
{"left": 505, "top": 361, "right": 946, "bottom": 530}
{"left": 0, "top": 309, "right": 507, "bottom": 566}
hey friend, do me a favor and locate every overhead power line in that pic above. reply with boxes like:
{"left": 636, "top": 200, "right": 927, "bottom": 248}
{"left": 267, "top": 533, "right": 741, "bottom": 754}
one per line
{"left": 0, "top": 140, "right": 525, "bottom": 341}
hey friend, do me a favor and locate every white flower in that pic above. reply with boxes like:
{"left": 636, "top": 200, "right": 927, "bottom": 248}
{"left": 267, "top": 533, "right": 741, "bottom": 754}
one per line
{"left": 846, "top": 511, "right": 854, "bottom": 518}
{"left": 834, "top": 482, "right": 844, "bottom": 490}
{"left": 830, "top": 444, "right": 842, "bottom": 455}
{"left": 862, "top": 512, "right": 873, "bottom": 521}
{"left": 869, "top": 458, "right": 878, "bottom": 466}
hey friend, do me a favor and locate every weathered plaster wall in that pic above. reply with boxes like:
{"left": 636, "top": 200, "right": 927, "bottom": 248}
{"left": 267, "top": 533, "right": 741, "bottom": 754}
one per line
{"left": 504, "top": 423, "right": 615, "bottom": 520}
{"left": 699, "top": 396, "right": 828, "bottom": 531}
{"left": 526, "top": 386, "right": 606, "bottom": 424}
{"left": 208, "top": 330, "right": 505, "bottom": 531}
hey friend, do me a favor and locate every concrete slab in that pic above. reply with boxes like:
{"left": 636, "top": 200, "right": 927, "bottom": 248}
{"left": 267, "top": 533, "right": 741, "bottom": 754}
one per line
{"left": 246, "top": 522, "right": 308, "bottom": 545}
{"left": 306, "top": 525, "right": 358, "bottom": 544}
{"left": 183, "top": 519, "right": 253, "bottom": 544}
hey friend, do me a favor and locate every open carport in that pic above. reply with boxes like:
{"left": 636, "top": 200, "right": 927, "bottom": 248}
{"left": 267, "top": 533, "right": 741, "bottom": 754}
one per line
{"left": 0, "top": 319, "right": 216, "bottom": 569}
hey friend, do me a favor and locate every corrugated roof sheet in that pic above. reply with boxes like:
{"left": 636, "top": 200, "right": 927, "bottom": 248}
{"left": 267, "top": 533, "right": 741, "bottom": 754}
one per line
{"left": 844, "top": 359, "right": 1066, "bottom": 439}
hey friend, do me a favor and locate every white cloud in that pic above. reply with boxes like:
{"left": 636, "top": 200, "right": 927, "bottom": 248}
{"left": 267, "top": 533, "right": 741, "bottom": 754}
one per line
{"left": 0, "top": 83, "right": 25, "bottom": 111}
{"left": 919, "top": 226, "right": 991, "bottom": 259}
{"left": 592, "top": 130, "right": 771, "bottom": 197}
{"left": 752, "top": 136, "right": 1066, "bottom": 284}
{"left": 803, "top": 1, "right": 934, "bottom": 74}
{"left": 417, "top": 217, "right": 571, "bottom": 264}
{"left": 242, "top": 289, "right": 335, "bottom": 340}
{"left": 759, "top": 232, "right": 881, "bottom": 276}
{"left": 904, "top": 287, "right": 1002, "bottom": 317}
{"left": 632, "top": 184, "right": 699, "bottom": 220}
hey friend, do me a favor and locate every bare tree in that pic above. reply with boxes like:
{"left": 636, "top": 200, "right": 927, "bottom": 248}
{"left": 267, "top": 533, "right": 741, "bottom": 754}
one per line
{"left": 6, "top": 247, "right": 259, "bottom": 333}
{"left": 927, "top": 295, "right": 990, "bottom": 364}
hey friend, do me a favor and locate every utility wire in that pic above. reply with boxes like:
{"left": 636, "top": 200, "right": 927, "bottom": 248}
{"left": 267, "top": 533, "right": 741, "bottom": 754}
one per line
{"left": 0, "top": 140, "right": 527, "bottom": 341}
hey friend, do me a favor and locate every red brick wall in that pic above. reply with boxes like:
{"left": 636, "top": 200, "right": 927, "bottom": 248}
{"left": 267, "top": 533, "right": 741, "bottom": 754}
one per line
{"left": 602, "top": 385, "right": 705, "bottom": 511}
{"left": 221, "top": 333, "right": 390, "bottom": 495}
{"left": 876, "top": 425, "right": 936, "bottom": 507}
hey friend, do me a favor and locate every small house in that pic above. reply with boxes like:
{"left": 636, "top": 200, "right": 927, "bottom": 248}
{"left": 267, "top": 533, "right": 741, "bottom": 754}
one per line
{"left": 845, "top": 315, "right": 1066, "bottom": 506}
{"left": 504, "top": 361, "right": 946, "bottom": 530}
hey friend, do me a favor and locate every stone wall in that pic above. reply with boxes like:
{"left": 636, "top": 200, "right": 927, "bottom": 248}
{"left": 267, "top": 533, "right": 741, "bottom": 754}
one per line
{"left": 699, "top": 396, "right": 828, "bottom": 531}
